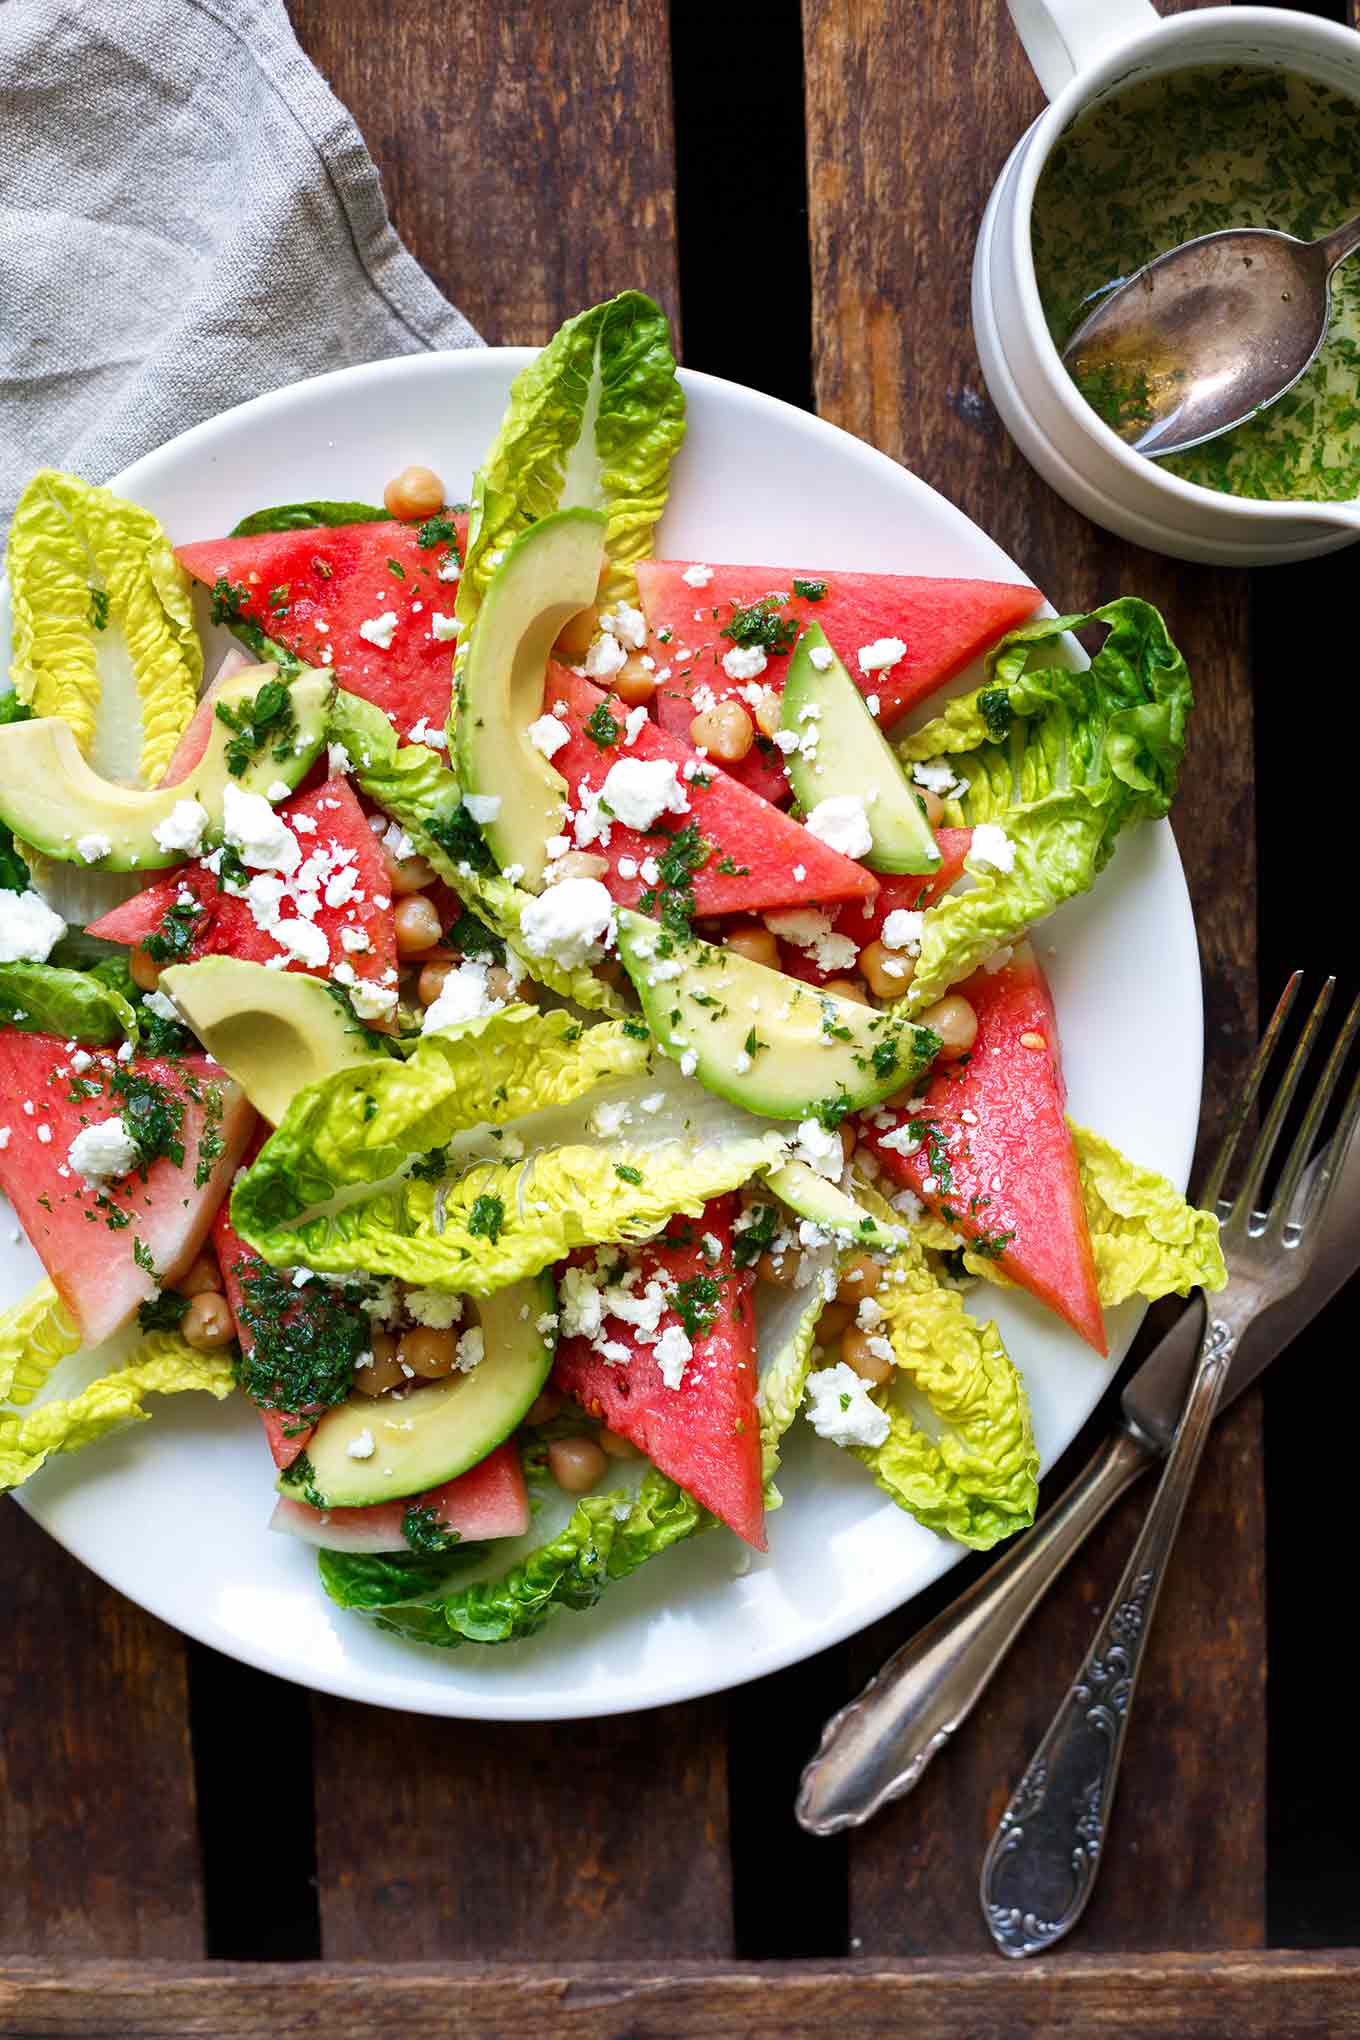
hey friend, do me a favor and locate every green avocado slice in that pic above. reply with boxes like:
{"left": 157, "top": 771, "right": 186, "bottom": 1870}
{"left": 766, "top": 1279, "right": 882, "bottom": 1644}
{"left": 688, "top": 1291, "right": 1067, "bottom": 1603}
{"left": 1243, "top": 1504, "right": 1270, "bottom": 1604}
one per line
{"left": 781, "top": 624, "right": 940, "bottom": 875}
{"left": 160, "top": 957, "right": 386, "bottom": 1126}
{"left": 0, "top": 666, "right": 332, "bottom": 872}
{"left": 615, "top": 908, "right": 940, "bottom": 1122}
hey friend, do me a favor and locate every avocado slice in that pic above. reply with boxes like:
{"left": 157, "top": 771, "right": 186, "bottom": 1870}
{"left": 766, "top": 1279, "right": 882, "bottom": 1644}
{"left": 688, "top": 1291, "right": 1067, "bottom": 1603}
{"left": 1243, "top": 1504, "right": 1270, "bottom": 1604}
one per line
{"left": 160, "top": 957, "right": 386, "bottom": 1125}
{"left": 0, "top": 666, "right": 332, "bottom": 872}
{"left": 615, "top": 908, "right": 940, "bottom": 1121}
{"left": 781, "top": 625, "right": 940, "bottom": 875}
{"left": 763, "top": 1158, "right": 908, "bottom": 1254}
{"left": 293, "top": 1276, "right": 555, "bottom": 1508}
{"left": 455, "top": 506, "right": 606, "bottom": 892}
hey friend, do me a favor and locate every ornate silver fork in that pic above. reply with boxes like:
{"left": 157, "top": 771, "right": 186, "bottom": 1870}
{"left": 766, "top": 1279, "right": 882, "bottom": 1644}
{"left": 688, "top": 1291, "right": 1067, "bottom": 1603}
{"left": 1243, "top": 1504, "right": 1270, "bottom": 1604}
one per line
{"left": 980, "top": 972, "right": 1360, "bottom": 1958}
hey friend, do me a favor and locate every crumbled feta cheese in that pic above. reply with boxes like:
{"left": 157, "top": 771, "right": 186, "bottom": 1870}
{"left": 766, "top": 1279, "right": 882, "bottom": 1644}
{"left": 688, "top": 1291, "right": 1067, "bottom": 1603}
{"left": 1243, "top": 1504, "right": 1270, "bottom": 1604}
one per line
{"left": 616, "top": 856, "right": 639, "bottom": 880}
{"left": 344, "top": 975, "right": 398, "bottom": 1020}
{"left": 560, "top": 1264, "right": 605, "bottom": 1340}
{"left": 68, "top": 1115, "right": 140, "bottom": 1186}
{"left": 857, "top": 636, "right": 906, "bottom": 674}
{"left": 420, "top": 959, "right": 505, "bottom": 1033}
{"left": 681, "top": 563, "right": 713, "bottom": 587}
{"left": 142, "top": 989, "right": 181, "bottom": 1023}
{"left": 405, "top": 1287, "right": 464, "bottom": 1330}
{"left": 807, "top": 645, "right": 834, "bottom": 672}
{"left": 273, "top": 918, "right": 330, "bottom": 969}
{"left": 790, "top": 1117, "right": 845, "bottom": 1180}
{"left": 912, "top": 759, "right": 964, "bottom": 798}
{"left": 722, "top": 644, "right": 767, "bottom": 682}
{"left": 599, "top": 756, "right": 689, "bottom": 832}
{"left": 969, "top": 822, "right": 1016, "bottom": 874}
{"left": 0, "top": 890, "right": 66, "bottom": 965}
{"left": 152, "top": 798, "right": 211, "bottom": 858}
{"left": 222, "top": 783, "right": 301, "bottom": 874}
{"left": 339, "top": 926, "right": 371, "bottom": 955}
{"left": 805, "top": 794, "right": 873, "bottom": 860}
{"left": 431, "top": 612, "right": 459, "bottom": 641}
{"left": 804, "top": 1361, "right": 891, "bottom": 1448}
{"left": 0, "top": 1129, "right": 9, "bottom": 1150}
{"left": 36, "top": 1124, "right": 52, "bottom": 1144}
{"left": 880, "top": 908, "right": 925, "bottom": 953}
{"left": 623, "top": 705, "right": 648, "bottom": 747}
{"left": 792, "top": 863, "right": 807, "bottom": 883}
{"left": 654, "top": 1322, "right": 693, "bottom": 1390}
{"left": 772, "top": 729, "right": 800, "bottom": 754}
{"left": 463, "top": 793, "right": 501, "bottom": 824}
{"left": 878, "top": 1122, "right": 922, "bottom": 1156}
{"left": 763, "top": 907, "right": 859, "bottom": 974}
{"left": 346, "top": 1428, "right": 376, "bottom": 1461}
{"left": 455, "top": 1326, "right": 485, "bottom": 1373}
{"left": 680, "top": 1049, "right": 698, "bottom": 1078}
{"left": 69, "top": 1049, "right": 92, "bottom": 1074}
{"left": 599, "top": 601, "right": 647, "bottom": 650}
{"left": 518, "top": 877, "right": 614, "bottom": 970}
{"left": 437, "top": 555, "right": 461, "bottom": 582}
{"left": 327, "top": 742, "right": 353, "bottom": 775}
{"left": 639, "top": 856, "right": 660, "bottom": 886}
{"left": 76, "top": 833, "right": 113, "bottom": 865}
{"left": 865, "top": 694, "right": 880, "bottom": 718}
{"left": 588, "top": 1098, "right": 635, "bottom": 1138}
{"left": 266, "top": 781, "right": 292, "bottom": 803}
{"left": 358, "top": 611, "right": 399, "bottom": 649}
{"left": 527, "top": 714, "right": 570, "bottom": 759}
{"left": 584, "top": 631, "right": 628, "bottom": 679}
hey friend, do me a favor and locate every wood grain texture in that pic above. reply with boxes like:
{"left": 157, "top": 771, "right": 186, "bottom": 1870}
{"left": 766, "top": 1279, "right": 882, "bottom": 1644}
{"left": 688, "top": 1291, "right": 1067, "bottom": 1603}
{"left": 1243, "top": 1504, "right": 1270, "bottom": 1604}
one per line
{"left": 0, "top": 1509, "right": 204, "bottom": 1958}
{"left": 286, "top": 0, "right": 681, "bottom": 348}
{"left": 803, "top": 0, "right": 1263, "bottom": 1955}
{"left": 2, "top": 1953, "right": 1358, "bottom": 2039}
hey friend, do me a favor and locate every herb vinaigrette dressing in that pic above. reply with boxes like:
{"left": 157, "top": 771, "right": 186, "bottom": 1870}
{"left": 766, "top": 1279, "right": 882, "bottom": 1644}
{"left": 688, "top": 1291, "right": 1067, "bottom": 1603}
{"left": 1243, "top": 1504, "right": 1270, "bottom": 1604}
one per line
{"left": 1031, "top": 66, "right": 1360, "bottom": 501}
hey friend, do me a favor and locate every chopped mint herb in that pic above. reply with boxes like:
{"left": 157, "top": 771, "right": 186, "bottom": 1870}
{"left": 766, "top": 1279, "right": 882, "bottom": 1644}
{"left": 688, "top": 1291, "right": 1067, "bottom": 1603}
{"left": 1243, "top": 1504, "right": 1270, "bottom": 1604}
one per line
{"left": 416, "top": 512, "right": 462, "bottom": 556}
{"left": 267, "top": 584, "right": 290, "bottom": 613}
{"left": 278, "top": 1449, "right": 327, "bottom": 1510}
{"left": 721, "top": 597, "right": 799, "bottom": 658}
{"left": 792, "top": 577, "right": 828, "bottom": 602}
{"left": 969, "top": 1227, "right": 1017, "bottom": 1261}
{"left": 235, "top": 1262, "right": 371, "bottom": 1417}
{"left": 193, "top": 1085, "right": 225, "bottom": 1189}
{"left": 132, "top": 1237, "right": 157, "bottom": 1275}
{"left": 215, "top": 677, "right": 299, "bottom": 778}
{"left": 137, "top": 1288, "right": 191, "bottom": 1334}
{"left": 444, "top": 910, "right": 504, "bottom": 964}
{"left": 409, "top": 1145, "right": 451, "bottom": 1183}
{"left": 622, "top": 1017, "right": 651, "bottom": 1042}
{"left": 733, "top": 1199, "right": 779, "bottom": 1269}
{"left": 585, "top": 702, "right": 620, "bottom": 749}
{"left": 88, "top": 586, "right": 110, "bottom": 631}
{"left": 216, "top": 842, "right": 249, "bottom": 892}
{"left": 813, "top": 1092, "right": 852, "bottom": 1131}
{"left": 743, "top": 1027, "right": 768, "bottom": 1059}
{"left": 401, "top": 1502, "right": 461, "bottom": 1554}
{"left": 839, "top": 1391, "right": 852, "bottom": 1412}
{"left": 978, "top": 688, "right": 1013, "bottom": 745}
{"left": 143, "top": 898, "right": 201, "bottom": 965}
{"left": 385, "top": 557, "right": 407, "bottom": 581}
{"left": 715, "top": 855, "right": 750, "bottom": 876}
{"left": 871, "top": 1038, "right": 899, "bottom": 1079}
{"left": 672, "top": 1273, "right": 721, "bottom": 1338}
{"left": 467, "top": 1193, "right": 505, "bottom": 1244}
{"left": 109, "top": 1067, "right": 187, "bottom": 1173}
{"left": 425, "top": 805, "right": 494, "bottom": 875}
{"left": 614, "top": 1164, "right": 644, "bottom": 1186}
{"left": 208, "top": 576, "right": 249, "bottom": 627}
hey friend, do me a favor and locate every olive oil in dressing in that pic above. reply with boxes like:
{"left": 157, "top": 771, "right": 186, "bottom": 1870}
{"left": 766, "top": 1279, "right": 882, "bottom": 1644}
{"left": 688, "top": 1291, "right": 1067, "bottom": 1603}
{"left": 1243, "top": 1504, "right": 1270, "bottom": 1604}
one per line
{"left": 1031, "top": 66, "right": 1360, "bottom": 501}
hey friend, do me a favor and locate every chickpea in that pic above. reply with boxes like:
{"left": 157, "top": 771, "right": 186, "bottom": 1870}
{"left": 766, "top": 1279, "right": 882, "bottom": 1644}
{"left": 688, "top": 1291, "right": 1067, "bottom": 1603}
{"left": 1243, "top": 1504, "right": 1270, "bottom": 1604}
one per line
{"left": 724, "top": 926, "right": 780, "bottom": 969}
{"left": 594, "top": 959, "right": 627, "bottom": 992}
{"left": 382, "top": 843, "right": 436, "bottom": 896}
{"left": 394, "top": 894, "right": 443, "bottom": 958}
{"left": 822, "top": 975, "right": 871, "bottom": 1006}
{"left": 554, "top": 605, "right": 599, "bottom": 659}
{"left": 917, "top": 993, "right": 978, "bottom": 1060}
{"left": 817, "top": 1299, "right": 854, "bottom": 1343}
{"left": 383, "top": 465, "right": 445, "bottom": 521}
{"left": 836, "top": 1253, "right": 883, "bottom": 1305}
{"left": 355, "top": 1330, "right": 405, "bottom": 1397}
{"left": 525, "top": 1386, "right": 563, "bottom": 1427}
{"left": 839, "top": 1327, "right": 894, "bottom": 1386}
{"left": 129, "top": 945, "right": 161, "bottom": 992}
{"left": 176, "top": 1253, "right": 222, "bottom": 1297}
{"left": 757, "top": 1247, "right": 802, "bottom": 1289}
{"left": 859, "top": 939, "right": 915, "bottom": 1001}
{"left": 839, "top": 1122, "right": 857, "bottom": 1165}
{"left": 917, "top": 786, "right": 946, "bottom": 828}
{"left": 613, "top": 657, "right": 658, "bottom": 705}
{"left": 545, "top": 850, "right": 609, "bottom": 886}
{"left": 417, "top": 960, "right": 452, "bottom": 1008}
{"left": 548, "top": 1435, "right": 609, "bottom": 1493}
{"left": 181, "top": 1293, "right": 235, "bottom": 1352}
{"left": 752, "top": 689, "right": 783, "bottom": 738}
{"left": 690, "top": 700, "right": 754, "bottom": 763}
{"left": 599, "top": 1426, "right": 640, "bottom": 1459}
{"left": 399, "top": 1326, "right": 459, "bottom": 1379}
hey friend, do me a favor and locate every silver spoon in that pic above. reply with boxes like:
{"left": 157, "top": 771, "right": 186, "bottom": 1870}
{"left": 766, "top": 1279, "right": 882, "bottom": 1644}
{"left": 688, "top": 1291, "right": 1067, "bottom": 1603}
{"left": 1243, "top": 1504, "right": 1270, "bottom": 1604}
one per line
{"left": 1060, "top": 211, "right": 1360, "bottom": 458}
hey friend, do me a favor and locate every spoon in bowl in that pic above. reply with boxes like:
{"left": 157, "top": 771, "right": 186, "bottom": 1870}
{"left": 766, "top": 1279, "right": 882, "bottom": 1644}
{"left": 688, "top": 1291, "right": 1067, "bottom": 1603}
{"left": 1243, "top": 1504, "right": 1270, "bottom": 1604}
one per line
{"left": 1061, "top": 211, "right": 1360, "bottom": 458}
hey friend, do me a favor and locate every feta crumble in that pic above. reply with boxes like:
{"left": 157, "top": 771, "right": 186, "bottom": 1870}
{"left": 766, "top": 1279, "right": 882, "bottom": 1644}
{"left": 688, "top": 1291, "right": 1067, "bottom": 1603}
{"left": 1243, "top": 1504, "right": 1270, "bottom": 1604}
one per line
{"left": 654, "top": 1322, "right": 693, "bottom": 1391}
{"left": 0, "top": 890, "right": 66, "bottom": 965}
{"left": 584, "top": 632, "right": 628, "bottom": 680}
{"left": 722, "top": 644, "right": 767, "bottom": 683}
{"left": 880, "top": 908, "right": 925, "bottom": 953}
{"left": 969, "top": 822, "right": 1016, "bottom": 874}
{"left": 152, "top": 797, "right": 210, "bottom": 858}
{"left": 804, "top": 1362, "right": 891, "bottom": 1448}
{"left": 346, "top": 1428, "right": 376, "bottom": 1461}
{"left": 599, "top": 756, "right": 689, "bottom": 832}
{"left": 518, "top": 877, "right": 614, "bottom": 970}
{"left": 462, "top": 792, "right": 502, "bottom": 824}
{"left": 527, "top": 715, "right": 570, "bottom": 759}
{"left": 358, "top": 611, "right": 399, "bottom": 649}
{"left": 405, "top": 1287, "right": 464, "bottom": 1330}
{"left": 804, "top": 793, "right": 873, "bottom": 860}
{"left": 76, "top": 833, "right": 113, "bottom": 865}
{"left": 68, "top": 1116, "right": 140, "bottom": 1187}
{"left": 807, "top": 644, "right": 835, "bottom": 672}
{"left": 222, "top": 783, "right": 301, "bottom": 874}
{"left": 856, "top": 636, "right": 906, "bottom": 674}
{"left": 680, "top": 563, "right": 713, "bottom": 588}
{"left": 431, "top": 612, "right": 460, "bottom": 641}
{"left": 790, "top": 1117, "right": 845, "bottom": 1181}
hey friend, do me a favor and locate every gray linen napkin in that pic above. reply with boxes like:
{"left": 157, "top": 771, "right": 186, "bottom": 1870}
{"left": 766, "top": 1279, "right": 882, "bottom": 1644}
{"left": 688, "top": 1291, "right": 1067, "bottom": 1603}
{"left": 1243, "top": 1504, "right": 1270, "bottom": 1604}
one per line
{"left": 0, "top": 0, "right": 481, "bottom": 528}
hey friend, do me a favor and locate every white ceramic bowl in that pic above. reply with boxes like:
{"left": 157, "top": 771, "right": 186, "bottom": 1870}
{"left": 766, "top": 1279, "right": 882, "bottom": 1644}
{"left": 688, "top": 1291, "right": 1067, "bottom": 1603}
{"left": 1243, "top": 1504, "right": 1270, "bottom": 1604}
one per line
{"left": 974, "top": 0, "right": 1360, "bottom": 565}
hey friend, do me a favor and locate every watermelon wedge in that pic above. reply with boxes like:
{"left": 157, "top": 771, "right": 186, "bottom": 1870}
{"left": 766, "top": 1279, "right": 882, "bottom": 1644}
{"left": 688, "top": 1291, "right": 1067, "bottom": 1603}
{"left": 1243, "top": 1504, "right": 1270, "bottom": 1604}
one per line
{"left": 774, "top": 828, "right": 973, "bottom": 985}
{"left": 552, "top": 1196, "right": 765, "bottom": 1548}
{"left": 270, "top": 1443, "right": 530, "bottom": 1549}
{"left": 159, "top": 651, "right": 253, "bottom": 785}
{"left": 212, "top": 1199, "right": 317, "bottom": 1469}
{"left": 87, "top": 776, "right": 397, "bottom": 999}
{"left": 636, "top": 560, "right": 1043, "bottom": 803}
{"left": 0, "top": 1036, "right": 255, "bottom": 1345}
{"left": 175, "top": 514, "right": 469, "bottom": 739}
{"left": 862, "top": 944, "right": 1106, "bottom": 1353}
{"left": 551, "top": 668, "right": 876, "bottom": 916}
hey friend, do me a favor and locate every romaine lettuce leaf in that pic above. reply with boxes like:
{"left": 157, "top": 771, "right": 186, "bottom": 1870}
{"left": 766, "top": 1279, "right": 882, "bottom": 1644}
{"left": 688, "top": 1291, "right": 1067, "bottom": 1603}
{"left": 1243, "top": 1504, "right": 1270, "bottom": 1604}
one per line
{"left": 327, "top": 689, "right": 623, "bottom": 1014}
{"left": 755, "top": 1248, "right": 837, "bottom": 1505}
{"left": 457, "top": 291, "right": 685, "bottom": 627}
{"left": 0, "top": 694, "right": 34, "bottom": 893}
{"left": 232, "top": 1025, "right": 787, "bottom": 1293}
{"left": 0, "top": 961, "right": 137, "bottom": 1043}
{"left": 0, "top": 1279, "right": 81, "bottom": 1406}
{"left": 0, "top": 1333, "right": 235, "bottom": 1492}
{"left": 7, "top": 470, "right": 202, "bottom": 785}
{"left": 229, "top": 501, "right": 387, "bottom": 536}
{"left": 897, "top": 598, "right": 1192, "bottom": 1009}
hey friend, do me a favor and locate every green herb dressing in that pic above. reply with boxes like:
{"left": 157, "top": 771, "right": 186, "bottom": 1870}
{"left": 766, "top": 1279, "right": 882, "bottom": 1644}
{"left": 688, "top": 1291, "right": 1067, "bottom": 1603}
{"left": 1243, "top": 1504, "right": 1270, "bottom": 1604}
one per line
{"left": 1031, "top": 66, "right": 1360, "bottom": 501}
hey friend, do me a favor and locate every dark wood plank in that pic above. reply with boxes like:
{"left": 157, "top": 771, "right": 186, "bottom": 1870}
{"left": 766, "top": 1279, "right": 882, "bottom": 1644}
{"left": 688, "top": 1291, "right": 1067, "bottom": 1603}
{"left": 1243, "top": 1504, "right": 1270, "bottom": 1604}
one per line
{"left": 0, "top": 1509, "right": 204, "bottom": 1957}
{"left": 286, "top": 0, "right": 681, "bottom": 349}
{"left": 802, "top": 0, "right": 1264, "bottom": 1955}
{"left": 3, "top": 1953, "right": 1359, "bottom": 2039}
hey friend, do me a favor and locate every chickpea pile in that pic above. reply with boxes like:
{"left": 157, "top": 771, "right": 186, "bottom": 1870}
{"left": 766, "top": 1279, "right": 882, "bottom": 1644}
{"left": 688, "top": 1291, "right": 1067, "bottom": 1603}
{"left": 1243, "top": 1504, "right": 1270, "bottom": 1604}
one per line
{"left": 169, "top": 1252, "right": 235, "bottom": 1352}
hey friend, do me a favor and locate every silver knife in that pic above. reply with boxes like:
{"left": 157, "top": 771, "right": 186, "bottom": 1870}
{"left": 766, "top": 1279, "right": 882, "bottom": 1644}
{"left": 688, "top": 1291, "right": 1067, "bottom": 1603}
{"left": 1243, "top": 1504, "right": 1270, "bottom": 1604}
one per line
{"left": 796, "top": 1130, "right": 1360, "bottom": 1837}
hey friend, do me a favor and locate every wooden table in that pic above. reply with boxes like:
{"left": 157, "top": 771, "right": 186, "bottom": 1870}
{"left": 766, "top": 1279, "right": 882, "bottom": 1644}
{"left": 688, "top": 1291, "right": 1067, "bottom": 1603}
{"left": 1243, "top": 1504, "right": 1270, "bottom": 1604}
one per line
{"left": 4, "top": 2, "right": 1359, "bottom": 2033}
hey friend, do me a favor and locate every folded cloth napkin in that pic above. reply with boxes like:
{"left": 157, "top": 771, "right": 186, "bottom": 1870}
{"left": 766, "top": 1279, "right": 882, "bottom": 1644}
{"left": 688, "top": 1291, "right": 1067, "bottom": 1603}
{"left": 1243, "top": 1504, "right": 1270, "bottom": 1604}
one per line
{"left": 0, "top": 0, "right": 481, "bottom": 528}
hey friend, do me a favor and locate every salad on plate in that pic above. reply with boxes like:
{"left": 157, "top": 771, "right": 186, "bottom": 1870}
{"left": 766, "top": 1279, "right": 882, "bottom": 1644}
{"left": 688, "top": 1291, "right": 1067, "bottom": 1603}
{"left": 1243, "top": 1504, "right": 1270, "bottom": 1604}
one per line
{"left": 0, "top": 294, "right": 1224, "bottom": 1659}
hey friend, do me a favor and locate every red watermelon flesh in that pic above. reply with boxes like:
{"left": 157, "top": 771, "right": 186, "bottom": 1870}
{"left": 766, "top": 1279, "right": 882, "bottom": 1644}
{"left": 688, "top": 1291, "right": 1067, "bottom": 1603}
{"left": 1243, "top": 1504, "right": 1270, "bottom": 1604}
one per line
{"left": 773, "top": 828, "right": 973, "bottom": 985}
{"left": 550, "top": 669, "right": 876, "bottom": 916}
{"left": 861, "top": 944, "right": 1106, "bottom": 1354}
{"left": 636, "top": 560, "right": 1043, "bottom": 804}
{"left": 212, "top": 1198, "right": 317, "bottom": 1470}
{"left": 552, "top": 1196, "right": 766, "bottom": 1549}
{"left": 87, "top": 776, "right": 398, "bottom": 1001}
{"left": 159, "top": 650, "right": 253, "bottom": 785}
{"left": 175, "top": 514, "right": 469, "bottom": 739}
{"left": 0, "top": 1036, "right": 255, "bottom": 1346}
{"left": 269, "top": 1442, "right": 530, "bottom": 1549}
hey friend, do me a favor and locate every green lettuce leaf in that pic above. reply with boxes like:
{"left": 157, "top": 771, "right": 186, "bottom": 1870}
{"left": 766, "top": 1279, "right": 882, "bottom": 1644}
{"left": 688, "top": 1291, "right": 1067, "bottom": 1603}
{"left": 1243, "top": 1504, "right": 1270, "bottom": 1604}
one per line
{"left": 229, "top": 500, "right": 388, "bottom": 536}
{"left": 755, "top": 1246, "right": 837, "bottom": 1505}
{"left": 7, "top": 470, "right": 202, "bottom": 784}
{"left": 316, "top": 1542, "right": 488, "bottom": 1608}
{"left": 327, "top": 688, "right": 623, "bottom": 1014}
{"left": 0, "top": 1333, "right": 235, "bottom": 1492}
{"left": 0, "top": 1279, "right": 82, "bottom": 1406}
{"left": 457, "top": 291, "right": 685, "bottom": 626}
{"left": 1073, "top": 1123, "right": 1225, "bottom": 1305}
{"left": 321, "top": 1465, "right": 704, "bottom": 1648}
{"left": 0, "top": 694, "right": 34, "bottom": 892}
{"left": 897, "top": 598, "right": 1192, "bottom": 1009}
{"left": 0, "top": 961, "right": 138, "bottom": 1043}
{"left": 233, "top": 1018, "right": 787, "bottom": 1293}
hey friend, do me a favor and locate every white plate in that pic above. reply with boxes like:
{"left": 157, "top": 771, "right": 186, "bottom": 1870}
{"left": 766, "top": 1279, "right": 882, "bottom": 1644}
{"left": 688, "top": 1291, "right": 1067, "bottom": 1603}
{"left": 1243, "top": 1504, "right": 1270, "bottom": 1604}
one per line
{"left": 4, "top": 349, "right": 1202, "bottom": 1718}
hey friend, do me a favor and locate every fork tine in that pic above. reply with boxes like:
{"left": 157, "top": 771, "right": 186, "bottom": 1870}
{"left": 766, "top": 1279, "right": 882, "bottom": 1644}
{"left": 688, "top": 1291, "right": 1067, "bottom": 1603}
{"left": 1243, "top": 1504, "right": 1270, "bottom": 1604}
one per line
{"left": 1268, "top": 990, "right": 1360, "bottom": 1238}
{"left": 1228, "top": 977, "right": 1334, "bottom": 1229}
{"left": 1199, "top": 971, "right": 1303, "bottom": 1211}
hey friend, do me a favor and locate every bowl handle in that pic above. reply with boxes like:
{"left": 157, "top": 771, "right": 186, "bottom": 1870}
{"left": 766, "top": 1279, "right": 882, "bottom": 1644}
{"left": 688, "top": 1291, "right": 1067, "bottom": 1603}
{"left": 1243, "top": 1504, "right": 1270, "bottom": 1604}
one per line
{"left": 1007, "top": 0, "right": 1161, "bottom": 100}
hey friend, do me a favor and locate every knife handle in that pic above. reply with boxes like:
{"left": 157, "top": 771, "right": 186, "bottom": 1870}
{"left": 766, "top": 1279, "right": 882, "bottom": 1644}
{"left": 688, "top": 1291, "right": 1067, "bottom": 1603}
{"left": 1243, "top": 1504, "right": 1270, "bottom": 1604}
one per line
{"left": 795, "top": 1426, "right": 1153, "bottom": 1835}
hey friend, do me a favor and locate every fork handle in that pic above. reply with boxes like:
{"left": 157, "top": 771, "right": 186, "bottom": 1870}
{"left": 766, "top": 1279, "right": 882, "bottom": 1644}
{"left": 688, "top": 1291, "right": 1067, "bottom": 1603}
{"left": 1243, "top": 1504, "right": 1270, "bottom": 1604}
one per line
{"left": 795, "top": 1425, "right": 1153, "bottom": 1835}
{"left": 980, "top": 1316, "right": 1237, "bottom": 1957}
